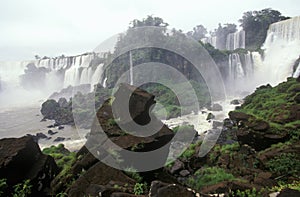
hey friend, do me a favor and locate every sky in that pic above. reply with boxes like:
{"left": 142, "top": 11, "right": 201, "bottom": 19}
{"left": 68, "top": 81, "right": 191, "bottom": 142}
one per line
{"left": 0, "top": 0, "right": 299, "bottom": 61}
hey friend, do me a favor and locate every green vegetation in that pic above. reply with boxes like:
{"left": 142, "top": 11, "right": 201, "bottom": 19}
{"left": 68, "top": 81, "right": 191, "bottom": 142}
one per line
{"left": 231, "top": 188, "right": 261, "bottom": 197}
{"left": 141, "top": 80, "right": 210, "bottom": 119}
{"left": 180, "top": 141, "right": 202, "bottom": 160}
{"left": 13, "top": 180, "right": 32, "bottom": 197}
{"left": 186, "top": 167, "right": 237, "bottom": 190}
{"left": 236, "top": 78, "right": 300, "bottom": 138}
{"left": 0, "top": 179, "right": 7, "bottom": 197}
{"left": 0, "top": 179, "right": 33, "bottom": 197}
{"left": 266, "top": 153, "right": 299, "bottom": 177}
{"left": 107, "top": 118, "right": 117, "bottom": 127}
{"left": 42, "top": 144, "right": 76, "bottom": 171}
{"left": 133, "top": 183, "right": 147, "bottom": 195}
{"left": 269, "top": 180, "right": 300, "bottom": 192}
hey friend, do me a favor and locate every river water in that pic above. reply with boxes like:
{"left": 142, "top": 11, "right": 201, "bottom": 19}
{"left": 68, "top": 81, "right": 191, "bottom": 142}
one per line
{"left": 0, "top": 98, "right": 238, "bottom": 152}
{"left": 0, "top": 104, "right": 88, "bottom": 151}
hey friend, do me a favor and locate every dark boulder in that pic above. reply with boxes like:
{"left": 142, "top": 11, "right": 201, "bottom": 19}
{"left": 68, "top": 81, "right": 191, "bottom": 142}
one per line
{"left": 41, "top": 99, "right": 60, "bottom": 120}
{"left": 228, "top": 111, "right": 252, "bottom": 123}
{"left": 230, "top": 99, "right": 242, "bottom": 105}
{"left": 67, "top": 162, "right": 136, "bottom": 197}
{"left": 53, "top": 137, "right": 66, "bottom": 142}
{"left": 278, "top": 188, "right": 300, "bottom": 197}
{"left": 58, "top": 97, "right": 68, "bottom": 108}
{"left": 206, "top": 113, "right": 215, "bottom": 120}
{"left": 88, "top": 83, "right": 174, "bottom": 170}
{"left": 168, "top": 160, "right": 184, "bottom": 174}
{"left": 48, "top": 130, "right": 57, "bottom": 135}
{"left": 0, "top": 136, "right": 59, "bottom": 196}
{"left": 36, "top": 132, "right": 48, "bottom": 139}
{"left": 149, "top": 181, "right": 195, "bottom": 197}
{"left": 113, "top": 83, "right": 155, "bottom": 125}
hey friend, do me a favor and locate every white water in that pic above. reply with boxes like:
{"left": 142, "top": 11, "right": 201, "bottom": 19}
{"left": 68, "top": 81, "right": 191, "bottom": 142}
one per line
{"left": 253, "top": 16, "right": 300, "bottom": 87}
{"left": 226, "top": 30, "right": 245, "bottom": 50}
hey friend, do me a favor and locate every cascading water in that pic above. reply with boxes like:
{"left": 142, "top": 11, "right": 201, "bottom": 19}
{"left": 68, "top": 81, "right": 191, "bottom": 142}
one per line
{"left": 226, "top": 30, "right": 245, "bottom": 50}
{"left": 255, "top": 16, "right": 300, "bottom": 86}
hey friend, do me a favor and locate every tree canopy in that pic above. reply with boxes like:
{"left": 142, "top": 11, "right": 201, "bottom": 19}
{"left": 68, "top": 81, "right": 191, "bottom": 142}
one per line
{"left": 239, "top": 8, "right": 290, "bottom": 50}
{"left": 130, "top": 15, "right": 168, "bottom": 28}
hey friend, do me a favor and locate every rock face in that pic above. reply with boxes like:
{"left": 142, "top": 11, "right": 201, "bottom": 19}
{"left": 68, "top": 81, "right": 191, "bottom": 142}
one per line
{"left": 229, "top": 111, "right": 288, "bottom": 151}
{"left": 0, "top": 136, "right": 59, "bottom": 196}
{"left": 41, "top": 99, "right": 74, "bottom": 125}
{"left": 88, "top": 83, "right": 174, "bottom": 170}
{"left": 52, "top": 84, "right": 178, "bottom": 196}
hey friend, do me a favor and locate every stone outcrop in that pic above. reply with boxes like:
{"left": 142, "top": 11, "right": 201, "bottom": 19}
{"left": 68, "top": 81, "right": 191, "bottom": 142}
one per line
{"left": 0, "top": 136, "right": 59, "bottom": 196}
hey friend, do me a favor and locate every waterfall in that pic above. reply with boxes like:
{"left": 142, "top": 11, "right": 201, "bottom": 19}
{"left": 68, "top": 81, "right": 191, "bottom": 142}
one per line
{"left": 293, "top": 62, "right": 300, "bottom": 78}
{"left": 257, "top": 16, "right": 300, "bottom": 86}
{"left": 91, "top": 63, "right": 104, "bottom": 89}
{"left": 226, "top": 30, "right": 245, "bottom": 50}
{"left": 227, "top": 52, "right": 257, "bottom": 94}
{"left": 129, "top": 50, "right": 133, "bottom": 85}
{"left": 201, "top": 36, "right": 217, "bottom": 48}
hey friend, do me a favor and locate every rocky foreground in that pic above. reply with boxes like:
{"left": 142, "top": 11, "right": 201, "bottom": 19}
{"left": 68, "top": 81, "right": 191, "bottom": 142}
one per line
{"left": 0, "top": 79, "right": 300, "bottom": 196}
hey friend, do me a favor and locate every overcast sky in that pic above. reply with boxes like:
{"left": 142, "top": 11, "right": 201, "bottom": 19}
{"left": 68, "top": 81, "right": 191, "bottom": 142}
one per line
{"left": 0, "top": 0, "right": 299, "bottom": 61}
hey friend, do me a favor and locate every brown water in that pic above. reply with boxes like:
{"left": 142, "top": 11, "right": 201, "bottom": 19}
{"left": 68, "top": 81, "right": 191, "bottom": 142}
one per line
{"left": 0, "top": 106, "right": 88, "bottom": 151}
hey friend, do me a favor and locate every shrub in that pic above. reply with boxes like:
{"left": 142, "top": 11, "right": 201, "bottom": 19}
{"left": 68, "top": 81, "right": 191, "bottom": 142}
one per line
{"left": 133, "top": 183, "right": 147, "bottom": 195}
{"left": 13, "top": 180, "right": 32, "bottom": 197}
{"left": 266, "top": 153, "right": 299, "bottom": 176}
{"left": 0, "top": 179, "right": 7, "bottom": 196}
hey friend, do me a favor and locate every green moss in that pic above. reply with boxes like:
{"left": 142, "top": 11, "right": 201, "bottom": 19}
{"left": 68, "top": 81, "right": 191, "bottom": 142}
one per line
{"left": 186, "top": 167, "right": 237, "bottom": 190}
{"left": 220, "top": 142, "right": 240, "bottom": 154}
{"left": 42, "top": 144, "right": 76, "bottom": 172}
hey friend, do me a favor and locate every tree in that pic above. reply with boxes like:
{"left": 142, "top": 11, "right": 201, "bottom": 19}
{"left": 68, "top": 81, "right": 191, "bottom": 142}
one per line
{"left": 130, "top": 15, "right": 168, "bottom": 28}
{"left": 34, "top": 55, "right": 40, "bottom": 60}
{"left": 187, "top": 25, "right": 207, "bottom": 41}
{"left": 239, "top": 8, "right": 290, "bottom": 50}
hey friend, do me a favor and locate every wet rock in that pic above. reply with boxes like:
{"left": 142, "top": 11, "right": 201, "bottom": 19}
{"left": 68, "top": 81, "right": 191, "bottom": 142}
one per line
{"left": 223, "top": 118, "right": 233, "bottom": 128}
{"left": 58, "top": 126, "right": 64, "bottom": 130}
{"left": 230, "top": 99, "right": 242, "bottom": 105}
{"left": 41, "top": 99, "right": 60, "bottom": 120}
{"left": 206, "top": 113, "right": 215, "bottom": 120}
{"left": 53, "top": 137, "right": 66, "bottom": 142}
{"left": 48, "top": 130, "right": 57, "bottom": 135}
{"left": 169, "top": 160, "right": 184, "bottom": 174}
{"left": 58, "top": 97, "right": 68, "bottom": 108}
{"left": 179, "top": 170, "right": 190, "bottom": 177}
{"left": 47, "top": 124, "right": 55, "bottom": 128}
{"left": 36, "top": 132, "right": 48, "bottom": 139}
